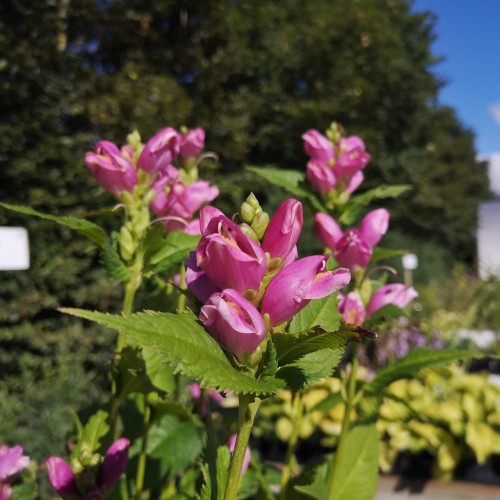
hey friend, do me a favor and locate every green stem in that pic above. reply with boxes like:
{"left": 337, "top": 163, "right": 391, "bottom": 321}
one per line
{"left": 224, "top": 394, "right": 261, "bottom": 500}
{"left": 135, "top": 397, "right": 152, "bottom": 498}
{"left": 327, "top": 343, "right": 360, "bottom": 497}
{"left": 279, "top": 392, "right": 304, "bottom": 499}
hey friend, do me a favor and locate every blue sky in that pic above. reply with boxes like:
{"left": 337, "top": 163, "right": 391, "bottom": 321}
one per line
{"left": 412, "top": 0, "right": 500, "bottom": 194}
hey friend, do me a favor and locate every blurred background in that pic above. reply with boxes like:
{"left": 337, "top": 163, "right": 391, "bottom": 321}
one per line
{"left": 0, "top": 0, "right": 499, "bottom": 482}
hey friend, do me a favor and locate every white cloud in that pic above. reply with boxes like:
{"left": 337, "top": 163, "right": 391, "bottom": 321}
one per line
{"left": 489, "top": 103, "right": 500, "bottom": 124}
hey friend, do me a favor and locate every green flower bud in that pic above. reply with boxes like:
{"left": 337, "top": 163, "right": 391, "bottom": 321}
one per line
{"left": 251, "top": 211, "right": 270, "bottom": 240}
{"left": 240, "top": 202, "right": 255, "bottom": 225}
{"left": 246, "top": 192, "right": 260, "bottom": 210}
{"left": 133, "top": 208, "right": 150, "bottom": 238}
{"left": 126, "top": 129, "right": 142, "bottom": 150}
{"left": 119, "top": 226, "right": 135, "bottom": 262}
{"left": 239, "top": 223, "right": 260, "bottom": 242}
{"left": 326, "top": 122, "right": 343, "bottom": 145}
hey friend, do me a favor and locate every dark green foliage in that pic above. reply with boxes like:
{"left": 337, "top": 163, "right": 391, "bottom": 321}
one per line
{"left": 0, "top": 0, "right": 490, "bottom": 462}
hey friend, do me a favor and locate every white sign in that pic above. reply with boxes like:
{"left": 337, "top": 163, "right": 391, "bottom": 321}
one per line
{"left": 0, "top": 227, "right": 30, "bottom": 270}
{"left": 478, "top": 201, "right": 500, "bottom": 279}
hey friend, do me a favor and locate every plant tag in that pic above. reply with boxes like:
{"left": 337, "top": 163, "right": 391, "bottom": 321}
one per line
{"left": 0, "top": 227, "right": 30, "bottom": 270}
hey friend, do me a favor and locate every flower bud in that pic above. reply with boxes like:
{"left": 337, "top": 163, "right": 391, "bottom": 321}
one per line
{"left": 0, "top": 445, "right": 29, "bottom": 483}
{"left": 261, "top": 255, "right": 351, "bottom": 326}
{"left": 137, "top": 127, "right": 180, "bottom": 174}
{"left": 306, "top": 160, "right": 337, "bottom": 193}
{"left": 200, "top": 289, "right": 267, "bottom": 361}
{"left": 98, "top": 438, "right": 130, "bottom": 491}
{"left": 250, "top": 211, "right": 270, "bottom": 241}
{"left": 302, "top": 130, "right": 334, "bottom": 163}
{"left": 46, "top": 456, "right": 80, "bottom": 499}
{"left": 239, "top": 223, "right": 260, "bottom": 242}
{"left": 239, "top": 202, "right": 256, "bottom": 225}
{"left": 119, "top": 226, "right": 135, "bottom": 262}
{"left": 262, "top": 198, "right": 302, "bottom": 262}
{"left": 179, "top": 127, "right": 205, "bottom": 159}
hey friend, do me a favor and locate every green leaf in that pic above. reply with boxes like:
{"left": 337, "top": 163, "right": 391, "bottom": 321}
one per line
{"left": 327, "top": 425, "right": 379, "bottom": 500}
{"left": 1, "top": 202, "right": 107, "bottom": 248}
{"left": 257, "top": 338, "right": 278, "bottom": 381}
{"left": 11, "top": 483, "right": 37, "bottom": 500}
{"left": 216, "top": 446, "right": 231, "bottom": 500}
{"left": 73, "top": 409, "right": 109, "bottom": 461}
{"left": 142, "top": 347, "right": 176, "bottom": 394}
{"left": 100, "top": 242, "right": 132, "bottom": 282}
{"left": 289, "top": 294, "right": 342, "bottom": 334}
{"left": 294, "top": 460, "right": 329, "bottom": 498}
{"left": 278, "top": 348, "right": 344, "bottom": 392}
{"left": 246, "top": 166, "right": 324, "bottom": 211}
{"left": 145, "top": 415, "right": 205, "bottom": 477}
{"left": 61, "top": 308, "right": 284, "bottom": 396}
{"left": 145, "top": 229, "right": 200, "bottom": 274}
{"left": 371, "top": 247, "right": 408, "bottom": 264}
{"left": 351, "top": 184, "right": 411, "bottom": 205}
{"left": 311, "top": 392, "right": 342, "bottom": 413}
{"left": 364, "top": 348, "right": 483, "bottom": 395}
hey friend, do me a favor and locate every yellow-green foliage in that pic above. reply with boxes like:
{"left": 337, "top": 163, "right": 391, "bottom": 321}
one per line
{"left": 263, "top": 365, "right": 500, "bottom": 481}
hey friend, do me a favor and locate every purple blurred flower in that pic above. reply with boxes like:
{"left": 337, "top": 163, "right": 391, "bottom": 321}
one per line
{"left": 85, "top": 141, "right": 138, "bottom": 196}
{"left": 179, "top": 128, "right": 205, "bottom": 159}
{"left": 137, "top": 127, "right": 180, "bottom": 174}
{"left": 0, "top": 444, "right": 29, "bottom": 499}
{"left": 261, "top": 255, "right": 351, "bottom": 326}
{"left": 261, "top": 198, "right": 303, "bottom": 262}
{"left": 228, "top": 434, "right": 251, "bottom": 476}
{"left": 196, "top": 213, "right": 266, "bottom": 293}
{"left": 200, "top": 289, "right": 267, "bottom": 361}
{"left": 98, "top": 438, "right": 130, "bottom": 491}
{"left": 46, "top": 456, "right": 79, "bottom": 499}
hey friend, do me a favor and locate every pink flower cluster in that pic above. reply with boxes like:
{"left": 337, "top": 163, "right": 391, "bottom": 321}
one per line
{"left": 338, "top": 285, "right": 418, "bottom": 327}
{"left": 185, "top": 198, "right": 351, "bottom": 362}
{"left": 85, "top": 127, "right": 218, "bottom": 233}
{"left": 46, "top": 438, "right": 130, "bottom": 499}
{"left": 302, "top": 129, "right": 371, "bottom": 196}
{"left": 0, "top": 444, "right": 29, "bottom": 500}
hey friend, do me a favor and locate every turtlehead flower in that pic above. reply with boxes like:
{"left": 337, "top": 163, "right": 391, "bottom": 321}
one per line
{"left": 366, "top": 283, "right": 418, "bottom": 317}
{"left": 179, "top": 128, "right": 205, "bottom": 159}
{"left": 46, "top": 438, "right": 130, "bottom": 499}
{"left": 333, "top": 136, "right": 371, "bottom": 180}
{"left": 200, "top": 289, "right": 267, "bottom": 361}
{"left": 261, "top": 198, "right": 303, "bottom": 262}
{"left": 85, "top": 141, "right": 138, "bottom": 196}
{"left": 0, "top": 444, "right": 29, "bottom": 499}
{"left": 137, "top": 127, "right": 180, "bottom": 174}
{"left": 228, "top": 434, "right": 251, "bottom": 476}
{"left": 315, "top": 209, "right": 390, "bottom": 271}
{"left": 338, "top": 291, "right": 366, "bottom": 326}
{"left": 302, "top": 129, "right": 335, "bottom": 164}
{"left": 196, "top": 211, "right": 267, "bottom": 293}
{"left": 306, "top": 160, "right": 337, "bottom": 194}
{"left": 261, "top": 255, "right": 351, "bottom": 326}
{"left": 185, "top": 252, "right": 221, "bottom": 304}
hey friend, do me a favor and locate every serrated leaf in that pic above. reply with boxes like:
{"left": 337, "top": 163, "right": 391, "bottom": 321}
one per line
{"left": 100, "top": 242, "right": 132, "bottom": 282}
{"left": 61, "top": 308, "right": 284, "bottom": 396}
{"left": 246, "top": 166, "right": 325, "bottom": 211}
{"left": 145, "top": 229, "right": 200, "bottom": 274}
{"left": 278, "top": 348, "right": 344, "bottom": 391}
{"left": 273, "top": 329, "right": 353, "bottom": 366}
{"left": 350, "top": 184, "right": 411, "bottom": 205}
{"left": 257, "top": 338, "right": 278, "bottom": 381}
{"left": 1, "top": 202, "right": 107, "bottom": 248}
{"left": 142, "top": 347, "right": 176, "bottom": 394}
{"left": 364, "top": 348, "right": 483, "bottom": 395}
{"left": 289, "top": 294, "right": 342, "bottom": 334}
{"left": 294, "top": 459, "right": 329, "bottom": 498}
{"left": 328, "top": 425, "right": 379, "bottom": 500}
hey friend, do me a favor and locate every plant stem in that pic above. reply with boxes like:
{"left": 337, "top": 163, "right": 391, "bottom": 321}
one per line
{"left": 327, "top": 343, "right": 360, "bottom": 498}
{"left": 224, "top": 394, "right": 261, "bottom": 500}
{"left": 279, "top": 392, "right": 304, "bottom": 499}
{"left": 135, "top": 397, "right": 152, "bottom": 498}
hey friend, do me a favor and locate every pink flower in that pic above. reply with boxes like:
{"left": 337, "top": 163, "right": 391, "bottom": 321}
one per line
{"left": 200, "top": 289, "right": 267, "bottom": 361}
{"left": 338, "top": 291, "right": 366, "bottom": 326}
{"left": 228, "top": 434, "right": 251, "bottom": 476}
{"left": 0, "top": 445, "right": 29, "bottom": 496}
{"left": 185, "top": 252, "right": 221, "bottom": 303}
{"left": 333, "top": 136, "right": 371, "bottom": 180}
{"left": 179, "top": 128, "right": 205, "bottom": 159}
{"left": 262, "top": 198, "right": 303, "bottom": 262}
{"left": 85, "top": 141, "right": 138, "bottom": 196}
{"left": 98, "top": 438, "right": 130, "bottom": 491}
{"left": 46, "top": 456, "right": 79, "bottom": 499}
{"left": 366, "top": 284, "right": 418, "bottom": 317}
{"left": 302, "top": 130, "right": 335, "bottom": 164}
{"left": 344, "top": 170, "right": 364, "bottom": 194}
{"left": 138, "top": 127, "right": 180, "bottom": 174}
{"left": 306, "top": 160, "right": 337, "bottom": 193}
{"left": 261, "top": 255, "right": 351, "bottom": 326}
{"left": 315, "top": 209, "right": 390, "bottom": 270}
{"left": 196, "top": 213, "right": 266, "bottom": 293}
